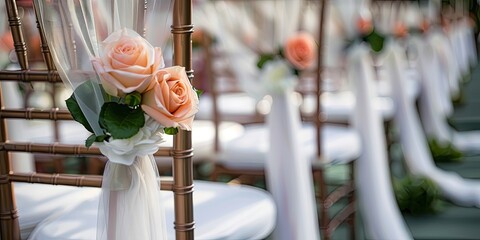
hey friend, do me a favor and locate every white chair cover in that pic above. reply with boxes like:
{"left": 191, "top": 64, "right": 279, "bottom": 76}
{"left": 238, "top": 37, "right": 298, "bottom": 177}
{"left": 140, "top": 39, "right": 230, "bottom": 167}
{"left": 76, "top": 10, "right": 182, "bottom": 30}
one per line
{"left": 384, "top": 40, "right": 480, "bottom": 207}
{"left": 265, "top": 90, "right": 320, "bottom": 240}
{"left": 349, "top": 44, "right": 412, "bottom": 240}
{"left": 428, "top": 29, "right": 461, "bottom": 100}
{"left": 427, "top": 31, "right": 456, "bottom": 116}
{"left": 412, "top": 36, "right": 453, "bottom": 144}
{"left": 450, "top": 20, "right": 475, "bottom": 76}
{"left": 412, "top": 35, "right": 480, "bottom": 153}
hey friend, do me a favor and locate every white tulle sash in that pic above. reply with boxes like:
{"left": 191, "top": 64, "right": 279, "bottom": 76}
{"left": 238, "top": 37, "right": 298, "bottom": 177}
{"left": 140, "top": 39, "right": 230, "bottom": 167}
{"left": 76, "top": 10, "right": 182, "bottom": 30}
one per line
{"left": 97, "top": 155, "right": 167, "bottom": 240}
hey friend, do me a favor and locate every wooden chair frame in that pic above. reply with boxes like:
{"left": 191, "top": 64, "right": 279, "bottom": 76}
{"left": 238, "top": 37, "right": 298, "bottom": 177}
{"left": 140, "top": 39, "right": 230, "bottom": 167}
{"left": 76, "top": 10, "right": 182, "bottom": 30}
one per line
{"left": 0, "top": 0, "right": 195, "bottom": 239}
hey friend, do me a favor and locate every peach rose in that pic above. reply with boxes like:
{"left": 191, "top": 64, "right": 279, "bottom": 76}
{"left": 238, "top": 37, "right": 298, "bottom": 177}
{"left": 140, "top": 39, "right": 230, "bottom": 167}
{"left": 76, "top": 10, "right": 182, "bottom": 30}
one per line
{"left": 284, "top": 32, "right": 316, "bottom": 70}
{"left": 394, "top": 22, "right": 408, "bottom": 38}
{"left": 420, "top": 19, "right": 430, "bottom": 33}
{"left": 141, "top": 66, "right": 199, "bottom": 130}
{"left": 92, "top": 28, "right": 164, "bottom": 97}
{"left": 356, "top": 17, "right": 373, "bottom": 35}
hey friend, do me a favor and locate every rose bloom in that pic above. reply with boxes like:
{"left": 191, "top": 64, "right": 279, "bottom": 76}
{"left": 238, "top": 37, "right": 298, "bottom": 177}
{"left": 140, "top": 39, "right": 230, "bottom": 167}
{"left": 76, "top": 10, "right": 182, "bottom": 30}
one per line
{"left": 284, "top": 32, "right": 316, "bottom": 70}
{"left": 142, "top": 66, "right": 199, "bottom": 130}
{"left": 394, "top": 22, "right": 408, "bottom": 38}
{"left": 420, "top": 19, "right": 430, "bottom": 33}
{"left": 356, "top": 17, "right": 373, "bottom": 35}
{"left": 92, "top": 28, "right": 164, "bottom": 97}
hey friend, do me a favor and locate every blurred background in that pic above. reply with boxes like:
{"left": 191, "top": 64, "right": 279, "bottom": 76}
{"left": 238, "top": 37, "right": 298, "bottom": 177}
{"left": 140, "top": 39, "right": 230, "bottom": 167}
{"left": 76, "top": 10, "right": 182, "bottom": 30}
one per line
{"left": 2, "top": 0, "right": 480, "bottom": 239}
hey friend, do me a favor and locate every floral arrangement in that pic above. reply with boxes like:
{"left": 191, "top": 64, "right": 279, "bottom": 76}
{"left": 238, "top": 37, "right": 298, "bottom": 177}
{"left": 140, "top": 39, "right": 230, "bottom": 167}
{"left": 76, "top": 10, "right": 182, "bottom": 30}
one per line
{"left": 66, "top": 28, "right": 199, "bottom": 155}
{"left": 392, "top": 20, "right": 430, "bottom": 39}
{"left": 345, "top": 17, "right": 385, "bottom": 52}
{"left": 255, "top": 31, "right": 316, "bottom": 92}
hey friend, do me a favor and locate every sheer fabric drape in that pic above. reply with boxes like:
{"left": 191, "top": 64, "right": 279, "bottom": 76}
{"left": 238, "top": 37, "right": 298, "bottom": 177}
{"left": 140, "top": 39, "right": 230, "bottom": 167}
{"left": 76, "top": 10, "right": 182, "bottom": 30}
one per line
{"left": 34, "top": 0, "right": 173, "bottom": 239}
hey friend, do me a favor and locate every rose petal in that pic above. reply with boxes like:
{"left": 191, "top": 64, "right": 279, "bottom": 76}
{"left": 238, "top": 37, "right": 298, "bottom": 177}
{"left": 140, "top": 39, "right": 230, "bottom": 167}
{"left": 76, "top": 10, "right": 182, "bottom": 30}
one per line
{"left": 141, "top": 104, "right": 178, "bottom": 128}
{"left": 152, "top": 47, "right": 165, "bottom": 71}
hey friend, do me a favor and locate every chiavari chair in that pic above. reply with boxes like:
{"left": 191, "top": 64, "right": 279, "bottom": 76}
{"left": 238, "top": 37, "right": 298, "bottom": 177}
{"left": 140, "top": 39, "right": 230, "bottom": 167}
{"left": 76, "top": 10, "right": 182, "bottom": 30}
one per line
{"left": 200, "top": 0, "right": 361, "bottom": 239}
{"left": 0, "top": 0, "right": 276, "bottom": 239}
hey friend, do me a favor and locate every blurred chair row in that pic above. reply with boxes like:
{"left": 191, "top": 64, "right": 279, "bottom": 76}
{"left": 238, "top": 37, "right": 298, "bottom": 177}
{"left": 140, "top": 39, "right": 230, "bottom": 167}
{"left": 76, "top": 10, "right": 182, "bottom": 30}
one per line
{"left": 2, "top": 0, "right": 479, "bottom": 239}
{"left": 0, "top": 0, "right": 276, "bottom": 240}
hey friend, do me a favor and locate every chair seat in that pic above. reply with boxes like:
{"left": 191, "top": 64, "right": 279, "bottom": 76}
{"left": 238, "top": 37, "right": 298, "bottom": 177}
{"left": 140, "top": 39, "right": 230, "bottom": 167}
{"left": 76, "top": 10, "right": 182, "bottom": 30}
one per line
{"left": 25, "top": 181, "right": 275, "bottom": 240}
{"left": 301, "top": 91, "right": 395, "bottom": 123}
{"left": 218, "top": 123, "right": 361, "bottom": 170}
{"left": 15, "top": 183, "right": 101, "bottom": 239}
{"left": 453, "top": 130, "right": 480, "bottom": 154}
{"left": 196, "top": 93, "right": 258, "bottom": 120}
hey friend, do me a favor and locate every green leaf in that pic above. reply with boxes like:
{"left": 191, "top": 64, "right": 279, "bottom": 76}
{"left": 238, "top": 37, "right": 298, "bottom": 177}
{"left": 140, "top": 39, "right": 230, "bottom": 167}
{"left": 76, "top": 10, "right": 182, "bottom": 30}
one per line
{"left": 66, "top": 95, "right": 94, "bottom": 133}
{"left": 99, "top": 102, "right": 145, "bottom": 139}
{"left": 428, "top": 138, "right": 463, "bottom": 163}
{"left": 256, "top": 54, "right": 275, "bottom": 69}
{"left": 194, "top": 88, "right": 203, "bottom": 99}
{"left": 85, "top": 134, "right": 110, "bottom": 148}
{"left": 393, "top": 175, "right": 444, "bottom": 215}
{"left": 85, "top": 134, "right": 97, "bottom": 148}
{"left": 124, "top": 91, "right": 142, "bottom": 107}
{"left": 363, "top": 29, "right": 385, "bottom": 52}
{"left": 164, "top": 127, "right": 179, "bottom": 135}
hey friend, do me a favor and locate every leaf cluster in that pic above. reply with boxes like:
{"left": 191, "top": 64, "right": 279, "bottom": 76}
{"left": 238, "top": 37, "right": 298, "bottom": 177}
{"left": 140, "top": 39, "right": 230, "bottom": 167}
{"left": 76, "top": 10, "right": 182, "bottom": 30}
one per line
{"left": 65, "top": 81, "right": 178, "bottom": 147}
{"left": 394, "top": 175, "right": 444, "bottom": 215}
{"left": 428, "top": 138, "right": 463, "bottom": 163}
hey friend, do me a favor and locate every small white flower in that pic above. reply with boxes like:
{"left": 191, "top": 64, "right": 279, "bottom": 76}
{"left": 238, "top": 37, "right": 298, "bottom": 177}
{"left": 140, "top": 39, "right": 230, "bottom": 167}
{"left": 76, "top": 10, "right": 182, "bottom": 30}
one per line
{"left": 259, "top": 59, "right": 297, "bottom": 94}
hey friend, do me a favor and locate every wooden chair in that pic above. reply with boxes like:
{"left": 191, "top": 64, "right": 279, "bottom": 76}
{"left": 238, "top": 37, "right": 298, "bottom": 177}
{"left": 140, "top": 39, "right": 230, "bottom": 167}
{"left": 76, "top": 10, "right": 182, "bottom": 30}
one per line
{"left": 0, "top": 0, "right": 275, "bottom": 239}
{"left": 201, "top": 0, "right": 360, "bottom": 239}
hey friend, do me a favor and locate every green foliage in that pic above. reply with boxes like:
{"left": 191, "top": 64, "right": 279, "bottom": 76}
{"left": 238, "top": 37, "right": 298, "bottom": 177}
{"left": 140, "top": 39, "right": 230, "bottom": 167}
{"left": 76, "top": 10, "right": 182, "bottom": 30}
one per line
{"left": 362, "top": 29, "right": 385, "bottom": 53}
{"left": 394, "top": 175, "right": 443, "bottom": 215}
{"left": 344, "top": 28, "right": 385, "bottom": 53}
{"left": 124, "top": 91, "right": 142, "bottom": 107}
{"left": 99, "top": 102, "right": 145, "bottom": 139}
{"left": 194, "top": 87, "right": 203, "bottom": 99}
{"left": 66, "top": 81, "right": 152, "bottom": 146}
{"left": 256, "top": 54, "right": 275, "bottom": 69}
{"left": 164, "top": 127, "right": 179, "bottom": 135}
{"left": 428, "top": 138, "right": 463, "bottom": 163}
{"left": 85, "top": 134, "right": 110, "bottom": 148}
{"left": 66, "top": 94, "right": 94, "bottom": 133}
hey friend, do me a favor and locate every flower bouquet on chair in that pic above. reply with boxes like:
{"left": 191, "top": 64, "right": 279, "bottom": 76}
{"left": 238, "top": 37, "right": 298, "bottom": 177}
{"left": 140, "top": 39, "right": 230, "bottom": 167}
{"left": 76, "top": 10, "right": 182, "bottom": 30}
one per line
{"left": 212, "top": 2, "right": 319, "bottom": 238}
{"left": 34, "top": 0, "right": 199, "bottom": 239}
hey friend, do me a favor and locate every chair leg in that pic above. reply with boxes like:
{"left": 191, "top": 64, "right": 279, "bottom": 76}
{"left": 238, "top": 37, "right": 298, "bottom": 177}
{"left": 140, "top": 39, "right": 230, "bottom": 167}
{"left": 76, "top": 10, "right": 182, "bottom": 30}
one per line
{"left": 314, "top": 169, "right": 330, "bottom": 240}
{"left": 348, "top": 162, "right": 356, "bottom": 240}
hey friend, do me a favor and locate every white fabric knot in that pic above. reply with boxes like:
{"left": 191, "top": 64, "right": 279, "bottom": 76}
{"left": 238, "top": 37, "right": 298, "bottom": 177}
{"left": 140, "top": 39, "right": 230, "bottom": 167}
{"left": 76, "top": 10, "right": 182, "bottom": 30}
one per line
{"left": 97, "top": 115, "right": 164, "bottom": 165}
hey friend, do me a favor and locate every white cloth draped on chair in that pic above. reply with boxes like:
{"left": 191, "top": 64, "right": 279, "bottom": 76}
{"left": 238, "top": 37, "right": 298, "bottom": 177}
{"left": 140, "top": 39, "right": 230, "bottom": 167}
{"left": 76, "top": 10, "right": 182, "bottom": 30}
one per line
{"left": 216, "top": 25, "right": 320, "bottom": 240}
{"left": 349, "top": 44, "right": 412, "bottom": 240}
{"left": 385, "top": 40, "right": 480, "bottom": 207}
{"left": 203, "top": 1, "right": 320, "bottom": 238}
{"left": 449, "top": 19, "right": 477, "bottom": 76}
{"left": 428, "top": 28, "right": 461, "bottom": 101}
{"left": 265, "top": 83, "right": 320, "bottom": 240}
{"left": 412, "top": 34, "right": 480, "bottom": 153}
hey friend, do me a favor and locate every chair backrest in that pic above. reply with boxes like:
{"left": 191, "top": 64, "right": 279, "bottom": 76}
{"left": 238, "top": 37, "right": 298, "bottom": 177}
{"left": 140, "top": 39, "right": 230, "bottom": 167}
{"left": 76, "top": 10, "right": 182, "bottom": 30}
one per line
{"left": 198, "top": 0, "right": 326, "bottom": 155}
{"left": 0, "top": 0, "right": 195, "bottom": 239}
